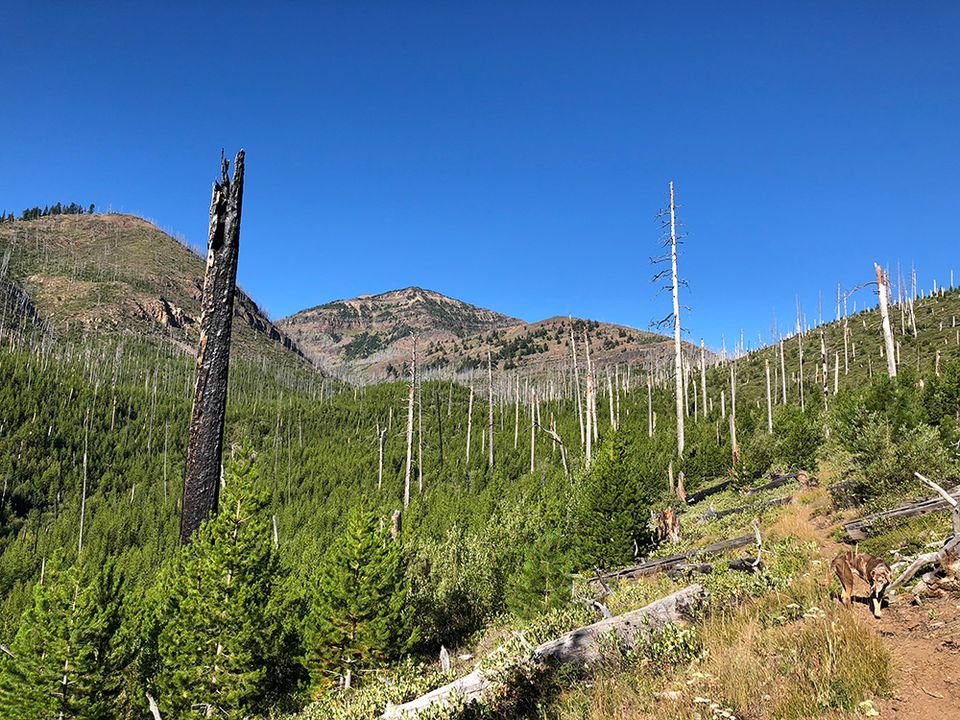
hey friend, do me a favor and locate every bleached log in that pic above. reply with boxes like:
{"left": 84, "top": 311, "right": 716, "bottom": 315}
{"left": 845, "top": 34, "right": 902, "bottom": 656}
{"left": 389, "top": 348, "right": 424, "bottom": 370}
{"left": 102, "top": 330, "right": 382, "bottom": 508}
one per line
{"left": 843, "top": 485, "right": 960, "bottom": 540}
{"left": 382, "top": 585, "right": 705, "bottom": 718}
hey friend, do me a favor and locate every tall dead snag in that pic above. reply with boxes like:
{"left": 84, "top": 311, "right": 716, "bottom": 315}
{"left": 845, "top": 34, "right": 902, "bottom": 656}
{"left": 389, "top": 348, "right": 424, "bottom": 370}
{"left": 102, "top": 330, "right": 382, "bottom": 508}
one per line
{"left": 764, "top": 359, "right": 773, "bottom": 433}
{"left": 487, "top": 351, "right": 494, "bottom": 470}
{"left": 699, "top": 339, "right": 707, "bottom": 417}
{"left": 875, "top": 263, "right": 897, "bottom": 377}
{"left": 403, "top": 338, "right": 417, "bottom": 509}
{"left": 570, "top": 318, "right": 584, "bottom": 446}
{"left": 377, "top": 421, "right": 386, "bottom": 490}
{"left": 180, "top": 150, "right": 244, "bottom": 545}
{"left": 653, "top": 181, "right": 686, "bottom": 457}
{"left": 465, "top": 382, "right": 474, "bottom": 472}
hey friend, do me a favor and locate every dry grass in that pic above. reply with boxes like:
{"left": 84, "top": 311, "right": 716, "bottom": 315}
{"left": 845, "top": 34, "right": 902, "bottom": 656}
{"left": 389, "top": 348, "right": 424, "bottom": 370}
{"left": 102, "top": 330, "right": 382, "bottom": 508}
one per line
{"left": 550, "top": 574, "right": 891, "bottom": 720}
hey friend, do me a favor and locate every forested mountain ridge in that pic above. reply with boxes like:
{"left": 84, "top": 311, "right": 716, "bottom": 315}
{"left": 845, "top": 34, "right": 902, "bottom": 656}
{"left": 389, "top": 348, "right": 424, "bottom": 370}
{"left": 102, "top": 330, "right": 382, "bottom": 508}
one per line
{"left": 0, "top": 213, "right": 311, "bottom": 369}
{"left": 280, "top": 287, "right": 691, "bottom": 383}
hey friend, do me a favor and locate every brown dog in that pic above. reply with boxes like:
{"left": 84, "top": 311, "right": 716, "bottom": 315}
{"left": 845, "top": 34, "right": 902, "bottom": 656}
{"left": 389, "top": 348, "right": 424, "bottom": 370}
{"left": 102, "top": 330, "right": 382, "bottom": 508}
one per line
{"left": 831, "top": 550, "right": 891, "bottom": 618}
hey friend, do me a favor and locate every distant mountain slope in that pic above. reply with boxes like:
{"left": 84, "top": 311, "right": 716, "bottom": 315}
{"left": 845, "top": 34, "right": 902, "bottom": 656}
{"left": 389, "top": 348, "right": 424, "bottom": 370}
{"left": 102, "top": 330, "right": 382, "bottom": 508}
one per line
{"left": 280, "top": 287, "right": 693, "bottom": 383}
{"left": 0, "top": 214, "right": 312, "bottom": 369}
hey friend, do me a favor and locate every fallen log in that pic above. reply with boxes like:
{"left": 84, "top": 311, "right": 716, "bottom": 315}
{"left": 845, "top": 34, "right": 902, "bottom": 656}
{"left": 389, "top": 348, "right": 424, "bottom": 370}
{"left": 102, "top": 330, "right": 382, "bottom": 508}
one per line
{"left": 885, "top": 473, "right": 960, "bottom": 597}
{"left": 698, "top": 495, "right": 793, "bottom": 522}
{"left": 684, "top": 479, "right": 733, "bottom": 505}
{"left": 843, "top": 486, "right": 960, "bottom": 541}
{"left": 744, "top": 472, "right": 806, "bottom": 496}
{"left": 382, "top": 585, "right": 705, "bottom": 718}
{"left": 589, "top": 534, "right": 755, "bottom": 586}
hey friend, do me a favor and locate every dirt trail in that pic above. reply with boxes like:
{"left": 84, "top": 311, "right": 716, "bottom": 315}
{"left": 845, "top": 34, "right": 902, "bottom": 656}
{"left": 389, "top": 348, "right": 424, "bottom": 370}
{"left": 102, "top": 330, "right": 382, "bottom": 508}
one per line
{"left": 801, "top": 501, "right": 960, "bottom": 718}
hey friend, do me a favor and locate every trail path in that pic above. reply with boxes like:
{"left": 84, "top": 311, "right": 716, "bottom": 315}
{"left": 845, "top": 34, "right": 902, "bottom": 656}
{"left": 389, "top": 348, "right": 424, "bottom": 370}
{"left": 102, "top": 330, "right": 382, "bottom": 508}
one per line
{"left": 801, "top": 502, "right": 960, "bottom": 718}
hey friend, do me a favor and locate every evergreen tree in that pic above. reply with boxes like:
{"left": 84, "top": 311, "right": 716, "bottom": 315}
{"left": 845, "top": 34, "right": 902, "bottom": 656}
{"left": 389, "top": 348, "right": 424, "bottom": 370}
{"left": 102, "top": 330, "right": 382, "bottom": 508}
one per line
{"left": 151, "top": 456, "right": 296, "bottom": 719}
{"left": 305, "top": 502, "right": 418, "bottom": 691}
{"left": 575, "top": 431, "right": 665, "bottom": 568}
{"left": 0, "top": 558, "right": 128, "bottom": 720}
{"left": 506, "top": 530, "right": 571, "bottom": 619}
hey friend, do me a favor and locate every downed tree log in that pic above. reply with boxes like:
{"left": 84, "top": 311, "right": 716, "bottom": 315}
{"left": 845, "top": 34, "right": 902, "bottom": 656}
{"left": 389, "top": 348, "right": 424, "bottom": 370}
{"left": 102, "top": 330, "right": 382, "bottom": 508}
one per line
{"left": 589, "top": 534, "right": 755, "bottom": 586}
{"left": 885, "top": 472, "right": 960, "bottom": 596}
{"left": 684, "top": 478, "right": 733, "bottom": 505}
{"left": 843, "top": 486, "right": 960, "bottom": 541}
{"left": 382, "top": 585, "right": 705, "bottom": 718}
{"left": 744, "top": 472, "right": 808, "bottom": 496}
{"left": 699, "top": 495, "right": 793, "bottom": 522}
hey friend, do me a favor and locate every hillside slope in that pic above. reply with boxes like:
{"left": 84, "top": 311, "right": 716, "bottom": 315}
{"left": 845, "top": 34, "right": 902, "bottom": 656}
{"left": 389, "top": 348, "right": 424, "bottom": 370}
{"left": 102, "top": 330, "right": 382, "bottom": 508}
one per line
{"left": 0, "top": 213, "right": 313, "bottom": 370}
{"left": 280, "top": 287, "right": 689, "bottom": 383}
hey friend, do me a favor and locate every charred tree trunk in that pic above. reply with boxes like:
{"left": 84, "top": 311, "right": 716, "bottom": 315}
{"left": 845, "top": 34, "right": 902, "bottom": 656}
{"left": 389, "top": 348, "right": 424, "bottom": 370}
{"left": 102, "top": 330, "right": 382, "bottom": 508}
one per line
{"left": 180, "top": 150, "right": 244, "bottom": 545}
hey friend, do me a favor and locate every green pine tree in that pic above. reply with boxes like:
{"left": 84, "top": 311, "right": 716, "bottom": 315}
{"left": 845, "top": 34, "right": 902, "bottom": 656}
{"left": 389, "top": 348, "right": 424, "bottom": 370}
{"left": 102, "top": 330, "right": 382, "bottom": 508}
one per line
{"left": 305, "top": 503, "right": 418, "bottom": 692}
{"left": 0, "top": 558, "right": 128, "bottom": 720}
{"left": 151, "top": 455, "right": 296, "bottom": 719}
{"left": 506, "top": 530, "right": 572, "bottom": 619}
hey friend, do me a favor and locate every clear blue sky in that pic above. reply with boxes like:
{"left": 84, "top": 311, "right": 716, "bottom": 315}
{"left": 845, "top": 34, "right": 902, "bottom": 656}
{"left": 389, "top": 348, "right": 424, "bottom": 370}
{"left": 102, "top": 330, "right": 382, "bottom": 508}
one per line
{"left": 2, "top": 2, "right": 958, "bottom": 350}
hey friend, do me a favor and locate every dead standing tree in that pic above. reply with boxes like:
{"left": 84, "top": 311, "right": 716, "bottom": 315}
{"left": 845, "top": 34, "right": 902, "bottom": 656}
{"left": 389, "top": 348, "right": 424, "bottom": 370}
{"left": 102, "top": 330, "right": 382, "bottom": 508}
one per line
{"left": 875, "top": 262, "right": 897, "bottom": 377}
{"left": 652, "top": 181, "right": 688, "bottom": 458}
{"left": 180, "top": 150, "right": 245, "bottom": 545}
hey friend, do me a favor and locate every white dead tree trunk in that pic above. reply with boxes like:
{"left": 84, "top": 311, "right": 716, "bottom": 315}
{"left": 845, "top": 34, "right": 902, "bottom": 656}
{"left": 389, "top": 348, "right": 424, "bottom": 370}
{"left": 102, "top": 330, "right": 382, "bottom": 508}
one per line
{"left": 465, "top": 383, "right": 474, "bottom": 471}
{"left": 513, "top": 375, "right": 520, "bottom": 449}
{"left": 765, "top": 359, "right": 773, "bottom": 433}
{"left": 699, "top": 339, "right": 707, "bottom": 417}
{"left": 377, "top": 421, "right": 386, "bottom": 491}
{"left": 647, "top": 375, "right": 653, "bottom": 437}
{"left": 729, "top": 363, "right": 739, "bottom": 464}
{"left": 530, "top": 388, "right": 537, "bottom": 472}
{"left": 875, "top": 263, "right": 897, "bottom": 377}
{"left": 78, "top": 409, "right": 89, "bottom": 555}
{"left": 403, "top": 338, "right": 417, "bottom": 509}
{"left": 570, "top": 319, "right": 584, "bottom": 446}
{"left": 585, "top": 369, "right": 594, "bottom": 469}
{"left": 584, "top": 329, "right": 598, "bottom": 443}
{"left": 653, "top": 181, "right": 686, "bottom": 457}
{"left": 669, "top": 183, "right": 684, "bottom": 456}
{"left": 779, "top": 338, "right": 787, "bottom": 404}
{"left": 487, "top": 351, "right": 494, "bottom": 470}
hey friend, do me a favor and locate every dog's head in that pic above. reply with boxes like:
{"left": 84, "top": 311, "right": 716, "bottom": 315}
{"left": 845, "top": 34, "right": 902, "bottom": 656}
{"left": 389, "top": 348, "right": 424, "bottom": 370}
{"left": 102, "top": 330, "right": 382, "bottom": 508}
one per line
{"left": 870, "top": 562, "right": 892, "bottom": 596}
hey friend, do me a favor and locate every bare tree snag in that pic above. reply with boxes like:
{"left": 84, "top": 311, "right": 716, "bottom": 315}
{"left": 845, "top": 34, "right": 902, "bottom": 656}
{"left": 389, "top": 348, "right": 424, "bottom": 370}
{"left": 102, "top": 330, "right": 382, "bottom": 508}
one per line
{"left": 875, "top": 263, "right": 897, "bottom": 377}
{"left": 487, "top": 351, "right": 494, "bottom": 469}
{"left": 700, "top": 339, "right": 707, "bottom": 416}
{"left": 377, "top": 421, "right": 386, "bottom": 490}
{"left": 765, "top": 359, "right": 773, "bottom": 433}
{"left": 529, "top": 388, "right": 537, "bottom": 472}
{"left": 465, "top": 382, "right": 474, "bottom": 472}
{"left": 514, "top": 375, "right": 520, "bottom": 449}
{"left": 779, "top": 338, "right": 787, "bottom": 403}
{"left": 403, "top": 338, "right": 417, "bottom": 509}
{"left": 647, "top": 375, "right": 653, "bottom": 437}
{"left": 570, "top": 318, "right": 584, "bottom": 446}
{"left": 180, "top": 150, "right": 244, "bottom": 545}
{"left": 669, "top": 182, "right": 684, "bottom": 456}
